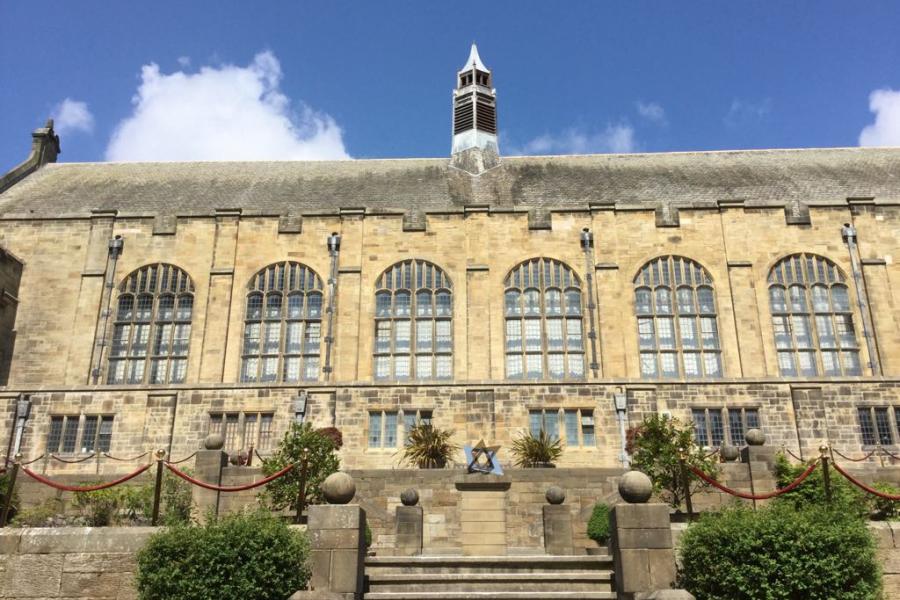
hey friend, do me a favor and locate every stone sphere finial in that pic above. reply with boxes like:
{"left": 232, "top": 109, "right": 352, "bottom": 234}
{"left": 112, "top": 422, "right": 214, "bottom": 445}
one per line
{"left": 400, "top": 488, "right": 419, "bottom": 506}
{"left": 322, "top": 472, "right": 356, "bottom": 504}
{"left": 618, "top": 471, "right": 653, "bottom": 504}
{"left": 545, "top": 485, "right": 566, "bottom": 505}
{"left": 745, "top": 428, "right": 766, "bottom": 446}
{"left": 204, "top": 433, "right": 225, "bottom": 450}
{"left": 720, "top": 445, "right": 740, "bottom": 462}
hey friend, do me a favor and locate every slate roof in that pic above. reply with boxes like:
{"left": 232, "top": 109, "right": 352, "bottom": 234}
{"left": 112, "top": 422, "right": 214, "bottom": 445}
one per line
{"left": 0, "top": 147, "right": 898, "bottom": 219}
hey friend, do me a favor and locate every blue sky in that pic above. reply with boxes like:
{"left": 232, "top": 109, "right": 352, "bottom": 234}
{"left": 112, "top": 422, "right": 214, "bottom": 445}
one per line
{"left": 2, "top": 2, "right": 900, "bottom": 169}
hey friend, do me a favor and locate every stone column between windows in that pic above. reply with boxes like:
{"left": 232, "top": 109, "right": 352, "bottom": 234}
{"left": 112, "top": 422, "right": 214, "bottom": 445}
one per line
{"left": 594, "top": 264, "right": 627, "bottom": 378}
{"left": 198, "top": 210, "right": 240, "bottom": 383}
{"left": 65, "top": 211, "right": 117, "bottom": 385}
{"left": 466, "top": 265, "right": 491, "bottom": 380}
{"left": 860, "top": 259, "right": 898, "bottom": 375}
{"left": 725, "top": 262, "right": 766, "bottom": 377}
{"left": 332, "top": 212, "right": 363, "bottom": 381}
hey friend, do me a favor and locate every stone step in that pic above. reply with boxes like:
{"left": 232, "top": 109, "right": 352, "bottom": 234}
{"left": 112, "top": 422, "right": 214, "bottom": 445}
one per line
{"left": 365, "top": 554, "right": 613, "bottom": 575}
{"left": 364, "top": 592, "right": 617, "bottom": 599}
{"left": 367, "top": 571, "right": 614, "bottom": 593}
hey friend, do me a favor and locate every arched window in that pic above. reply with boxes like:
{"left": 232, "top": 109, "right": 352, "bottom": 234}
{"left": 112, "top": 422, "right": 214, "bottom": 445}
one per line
{"left": 241, "top": 262, "right": 324, "bottom": 383}
{"left": 108, "top": 264, "right": 194, "bottom": 384}
{"left": 768, "top": 254, "right": 861, "bottom": 376}
{"left": 634, "top": 256, "right": 722, "bottom": 378}
{"left": 504, "top": 258, "right": 584, "bottom": 380}
{"left": 374, "top": 260, "right": 452, "bottom": 380}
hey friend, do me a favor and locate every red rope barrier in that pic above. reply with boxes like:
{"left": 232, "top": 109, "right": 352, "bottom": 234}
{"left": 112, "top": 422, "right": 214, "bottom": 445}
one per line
{"left": 832, "top": 448, "right": 879, "bottom": 462}
{"left": 831, "top": 461, "right": 900, "bottom": 501}
{"left": 688, "top": 460, "right": 819, "bottom": 500}
{"left": 19, "top": 454, "right": 46, "bottom": 466}
{"left": 21, "top": 463, "right": 151, "bottom": 492}
{"left": 164, "top": 462, "right": 295, "bottom": 492}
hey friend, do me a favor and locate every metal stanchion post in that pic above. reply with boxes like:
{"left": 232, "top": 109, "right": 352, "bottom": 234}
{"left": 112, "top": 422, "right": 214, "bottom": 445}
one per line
{"left": 151, "top": 449, "right": 166, "bottom": 526}
{"left": 820, "top": 445, "right": 832, "bottom": 505}
{"left": 678, "top": 448, "right": 694, "bottom": 522}
{"left": 294, "top": 447, "right": 309, "bottom": 524}
{"left": 0, "top": 453, "right": 21, "bottom": 527}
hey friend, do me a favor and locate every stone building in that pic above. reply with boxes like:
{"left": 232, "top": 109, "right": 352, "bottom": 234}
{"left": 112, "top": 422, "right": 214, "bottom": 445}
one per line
{"left": 1, "top": 45, "right": 899, "bottom": 474}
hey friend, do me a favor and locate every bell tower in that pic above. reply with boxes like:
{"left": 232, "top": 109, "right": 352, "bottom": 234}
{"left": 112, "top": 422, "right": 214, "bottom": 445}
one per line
{"left": 451, "top": 44, "right": 500, "bottom": 173}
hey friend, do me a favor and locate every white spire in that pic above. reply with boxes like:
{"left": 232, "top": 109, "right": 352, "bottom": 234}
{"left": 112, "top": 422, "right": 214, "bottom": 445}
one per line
{"left": 461, "top": 43, "right": 489, "bottom": 72}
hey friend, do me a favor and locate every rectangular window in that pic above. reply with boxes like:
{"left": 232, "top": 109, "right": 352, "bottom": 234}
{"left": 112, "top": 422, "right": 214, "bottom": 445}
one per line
{"left": 708, "top": 410, "right": 725, "bottom": 446}
{"left": 564, "top": 410, "right": 579, "bottom": 444}
{"left": 581, "top": 411, "right": 596, "bottom": 446}
{"left": 258, "top": 414, "right": 274, "bottom": 450}
{"left": 98, "top": 416, "right": 114, "bottom": 452}
{"left": 727, "top": 408, "right": 759, "bottom": 446}
{"left": 81, "top": 416, "right": 99, "bottom": 453}
{"left": 858, "top": 408, "right": 876, "bottom": 446}
{"left": 62, "top": 416, "right": 79, "bottom": 453}
{"left": 874, "top": 407, "right": 893, "bottom": 445}
{"left": 692, "top": 409, "right": 709, "bottom": 447}
{"left": 47, "top": 416, "right": 65, "bottom": 453}
{"left": 368, "top": 410, "right": 400, "bottom": 448}
{"left": 223, "top": 413, "right": 240, "bottom": 449}
{"left": 695, "top": 408, "right": 761, "bottom": 447}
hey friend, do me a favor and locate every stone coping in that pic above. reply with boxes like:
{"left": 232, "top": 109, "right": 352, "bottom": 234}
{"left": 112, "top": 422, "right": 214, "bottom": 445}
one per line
{"left": 1, "top": 376, "right": 898, "bottom": 395}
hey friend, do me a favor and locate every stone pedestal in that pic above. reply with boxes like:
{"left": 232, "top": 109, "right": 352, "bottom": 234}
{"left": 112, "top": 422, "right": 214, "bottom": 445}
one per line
{"left": 542, "top": 505, "right": 574, "bottom": 555}
{"left": 610, "top": 503, "right": 677, "bottom": 600}
{"left": 741, "top": 445, "right": 778, "bottom": 470}
{"left": 193, "top": 448, "right": 227, "bottom": 521}
{"left": 456, "top": 479, "right": 510, "bottom": 556}
{"left": 308, "top": 504, "right": 367, "bottom": 599}
{"left": 395, "top": 506, "right": 423, "bottom": 556}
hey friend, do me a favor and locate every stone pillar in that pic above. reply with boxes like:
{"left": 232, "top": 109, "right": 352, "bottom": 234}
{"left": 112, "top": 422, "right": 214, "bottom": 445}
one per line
{"left": 739, "top": 428, "right": 778, "bottom": 503}
{"left": 308, "top": 472, "right": 366, "bottom": 599}
{"left": 193, "top": 434, "right": 227, "bottom": 522}
{"left": 610, "top": 471, "right": 683, "bottom": 600}
{"left": 542, "top": 485, "right": 574, "bottom": 555}
{"left": 395, "top": 488, "right": 423, "bottom": 556}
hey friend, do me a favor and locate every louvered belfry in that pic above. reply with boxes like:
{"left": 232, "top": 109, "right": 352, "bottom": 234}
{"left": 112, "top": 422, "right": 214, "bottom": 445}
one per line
{"left": 451, "top": 44, "right": 499, "bottom": 156}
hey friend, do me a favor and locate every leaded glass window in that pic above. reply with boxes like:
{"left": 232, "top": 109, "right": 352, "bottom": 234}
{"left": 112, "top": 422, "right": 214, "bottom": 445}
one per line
{"left": 505, "top": 258, "right": 584, "bottom": 379}
{"left": 240, "top": 262, "right": 324, "bottom": 383}
{"left": 374, "top": 260, "right": 452, "bottom": 380}
{"left": 108, "top": 264, "right": 194, "bottom": 384}
{"left": 768, "top": 254, "right": 861, "bottom": 376}
{"left": 634, "top": 257, "right": 721, "bottom": 379}
{"left": 693, "top": 408, "right": 760, "bottom": 447}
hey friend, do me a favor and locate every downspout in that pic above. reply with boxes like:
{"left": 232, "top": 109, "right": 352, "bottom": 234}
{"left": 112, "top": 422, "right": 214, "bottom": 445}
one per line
{"left": 580, "top": 228, "right": 600, "bottom": 377}
{"left": 841, "top": 224, "right": 881, "bottom": 375}
{"left": 91, "top": 236, "right": 124, "bottom": 384}
{"left": 322, "top": 233, "right": 341, "bottom": 380}
{"left": 4, "top": 395, "right": 30, "bottom": 468}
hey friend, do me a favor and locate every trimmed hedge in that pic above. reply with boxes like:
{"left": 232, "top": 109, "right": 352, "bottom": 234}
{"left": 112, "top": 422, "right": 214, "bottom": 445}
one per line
{"left": 677, "top": 505, "right": 881, "bottom": 600}
{"left": 136, "top": 511, "right": 310, "bottom": 600}
{"left": 586, "top": 502, "right": 610, "bottom": 544}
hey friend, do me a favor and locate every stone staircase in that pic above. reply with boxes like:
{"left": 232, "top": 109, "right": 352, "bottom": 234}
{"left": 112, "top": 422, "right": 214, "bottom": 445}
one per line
{"left": 364, "top": 554, "right": 616, "bottom": 599}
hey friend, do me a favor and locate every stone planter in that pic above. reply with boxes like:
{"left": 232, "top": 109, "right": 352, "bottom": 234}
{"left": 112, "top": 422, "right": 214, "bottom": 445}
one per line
{"left": 532, "top": 462, "right": 557, "bottom": 468}
{"left": 586, "top": 544, "right": 607, "bottom": 555}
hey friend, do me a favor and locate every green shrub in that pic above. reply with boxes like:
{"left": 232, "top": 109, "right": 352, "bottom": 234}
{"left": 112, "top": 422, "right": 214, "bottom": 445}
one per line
{"left": 11, "top": 499, "right": 64, "bottom": 527}
{"left": 73, "top": 485, "right": 122, "bottom": 526}
{"left": 773, "top": 452, "right": 868, "bottom": 518}
{"left": 400, "top": 422, "right": 458, "bottom": 468}
{"left": 159, "top": 468, "right": 194, "bottom": 526}
{"left": 510, "top": 429, "right": 563, "bottom": 467}
{"left": 0, "top": 471, "right": 19, "bottom": 518}
{"left": 136, "top": 510, "right": 310, "bottom": 600}
{"left": 627, "top": 414, "right": 718, "bottom": 509}
{"left": 870, "top": 481, "right": 900, "bottom": 521}
{"left": 365, "top": 522, "right": 373, "bottom": 548}
{"left": 586, "top": 502, "right": 610, "bottom": 544}
{"left": 259, "top": 422, "right": 340, "bottom": 513}
{"left": 677, "top": 504, "right": 881, "bottom": 600}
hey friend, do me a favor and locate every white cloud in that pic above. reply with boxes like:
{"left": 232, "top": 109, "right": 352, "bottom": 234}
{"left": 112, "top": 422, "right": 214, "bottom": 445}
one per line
{"left": 106, "top": 51, "right": 349, "bottom": 161}
{"left": 513, "top": 124, "right": 637, "bottom": 156}
{"left": 176, "top": 56, "right": 191, "bottom": 68}
{"left": 636, "top": 101, "right": 667, "bottom": 126}
{"left": 51, "top": 98, "right": 94, "bottom": 136}
{"left": 724, "top": 98, "right": 772, "bottom": 128}
{"left": 859, "top": 88, "right": 900, "bottom": 146}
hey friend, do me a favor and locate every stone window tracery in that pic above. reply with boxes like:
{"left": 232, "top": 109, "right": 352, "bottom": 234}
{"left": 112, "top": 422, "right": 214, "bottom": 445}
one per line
{"left": 768, "top": 254, "right": 861, "bottom": 376}
{"left": 504, "top": 258, "right": 585, "bottom": 380}
{"left": 634, "top": 256, "right": 721, "bottom": 379}
{"left": 108, "top": 264, "right": 194, "bottom": 384}
{"left": 240, "top": 262, "right": 323, "bottom": 383}
{"left": 374, "top": 260, "right": 452, "bottom": 381}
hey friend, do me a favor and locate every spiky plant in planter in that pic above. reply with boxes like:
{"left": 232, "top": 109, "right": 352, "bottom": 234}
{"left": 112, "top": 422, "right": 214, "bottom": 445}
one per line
{"left": 510, "top": 430, "right": 563, "bottom": 468}
{"left": 401, "top": 422, "right": 458, "bottom": 468}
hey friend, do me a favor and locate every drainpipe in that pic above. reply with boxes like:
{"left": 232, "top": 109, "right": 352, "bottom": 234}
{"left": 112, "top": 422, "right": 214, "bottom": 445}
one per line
{"left": 91, "top": 236, "right": 124, "bottom": 384}
{"left": 4, "top": 395, "right": 30, "bottom": 468}
{"left": 613, "top": 388, "right": 630, "bottom": 469}
{"left": 580, "top": 228, "right": 600, "bottom": 378}
{"left": 841, "top": 224, "right": 880, "bottom": 375}
{"left": 322, "top": 233, "right": 341, "bottom": 380}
